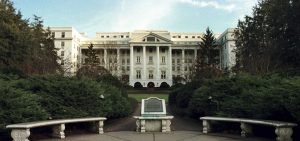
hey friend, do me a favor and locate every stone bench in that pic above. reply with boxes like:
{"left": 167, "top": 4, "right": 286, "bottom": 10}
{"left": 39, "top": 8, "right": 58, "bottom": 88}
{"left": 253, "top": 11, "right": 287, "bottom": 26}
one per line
{"left": 200, "top": 116, "right": 297, "bottom": 141}
{"left": 134, "top": 116, "right": 173, "bottom": 132}
{"left": 6, "top": 117, "right": 107, "bottom": 141}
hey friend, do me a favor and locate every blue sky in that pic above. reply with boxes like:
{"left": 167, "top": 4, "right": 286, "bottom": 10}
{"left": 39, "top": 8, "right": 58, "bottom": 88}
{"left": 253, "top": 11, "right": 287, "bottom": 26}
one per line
{"left": 12, "top": 0, "right": 257, "bottom": 36}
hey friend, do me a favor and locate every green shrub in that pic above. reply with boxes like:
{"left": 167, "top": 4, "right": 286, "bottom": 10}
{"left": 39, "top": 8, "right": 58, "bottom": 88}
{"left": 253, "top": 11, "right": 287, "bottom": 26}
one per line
{"left": 0, "top": 74, "right": 132, "bottom": 141}
{"left": 188, "top": 74, "right": 299, "bottom": 122}
{"left": 12, "top": 75, "right": 132, "bottom": 119}
{"left": 0, "top": 80, "right": 48, "bottom": 132}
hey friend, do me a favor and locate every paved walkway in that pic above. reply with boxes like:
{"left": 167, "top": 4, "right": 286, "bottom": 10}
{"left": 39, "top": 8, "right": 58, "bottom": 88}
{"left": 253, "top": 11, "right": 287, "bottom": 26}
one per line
{"left": 38, "top": 131, "right": 272, "bottom": 141}
{"left": 34, "top": 103, "right": 271, "bottom": 141}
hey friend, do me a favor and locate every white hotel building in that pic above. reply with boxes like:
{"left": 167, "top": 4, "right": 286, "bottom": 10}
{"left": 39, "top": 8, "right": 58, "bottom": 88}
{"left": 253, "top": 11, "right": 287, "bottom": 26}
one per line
{"left": 50, "top": 27, "right": 236, "bottom": 87}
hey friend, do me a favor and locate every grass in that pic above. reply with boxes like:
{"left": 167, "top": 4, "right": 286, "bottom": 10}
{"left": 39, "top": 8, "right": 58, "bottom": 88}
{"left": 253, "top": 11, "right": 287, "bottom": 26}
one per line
{"left": 128, "top": 93, "right": 169, "bottom": 103}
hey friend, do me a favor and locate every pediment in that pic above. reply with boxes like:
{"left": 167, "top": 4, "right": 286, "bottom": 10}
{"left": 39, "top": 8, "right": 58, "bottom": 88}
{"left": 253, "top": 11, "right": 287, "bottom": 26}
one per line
{"left": 130, "top": 32, "right": 172, "bottom": 43}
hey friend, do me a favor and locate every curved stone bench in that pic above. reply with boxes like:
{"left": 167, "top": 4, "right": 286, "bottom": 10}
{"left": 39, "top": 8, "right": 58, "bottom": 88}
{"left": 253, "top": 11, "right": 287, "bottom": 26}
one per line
{"left": 6, "top": 117, "right": 107, "bottom": 141}
{"left": 200, "top": 116, "right": 297, "bottom": 141}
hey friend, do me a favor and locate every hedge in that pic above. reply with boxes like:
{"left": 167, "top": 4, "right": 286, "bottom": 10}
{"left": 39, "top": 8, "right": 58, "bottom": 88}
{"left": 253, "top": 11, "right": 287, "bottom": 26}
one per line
{"left": 0, "top": 72, "right": 132, "bottom": 137}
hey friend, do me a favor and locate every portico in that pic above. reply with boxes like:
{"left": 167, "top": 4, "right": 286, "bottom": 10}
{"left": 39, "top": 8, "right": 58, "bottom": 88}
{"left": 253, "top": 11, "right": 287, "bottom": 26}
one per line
{"left": 129, "top": 44, "right": 172, "bottom": 88}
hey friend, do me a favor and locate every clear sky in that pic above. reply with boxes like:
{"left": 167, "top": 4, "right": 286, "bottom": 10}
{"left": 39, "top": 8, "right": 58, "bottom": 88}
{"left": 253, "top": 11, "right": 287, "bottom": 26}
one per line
{"left": 11, "top": 0, "right": 257, "bottom": 37}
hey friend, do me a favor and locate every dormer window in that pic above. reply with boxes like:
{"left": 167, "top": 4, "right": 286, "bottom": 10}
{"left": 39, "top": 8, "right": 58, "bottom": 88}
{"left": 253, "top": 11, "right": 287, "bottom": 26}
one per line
{"left": 147, "top": 37, "right": 155, "bottom": 42}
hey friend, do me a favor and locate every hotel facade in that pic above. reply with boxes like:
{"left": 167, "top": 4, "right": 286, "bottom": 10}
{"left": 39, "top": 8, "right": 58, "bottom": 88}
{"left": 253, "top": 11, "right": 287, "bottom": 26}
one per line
{"left": 50, "top": 27, "right": 236, "bottom": 87}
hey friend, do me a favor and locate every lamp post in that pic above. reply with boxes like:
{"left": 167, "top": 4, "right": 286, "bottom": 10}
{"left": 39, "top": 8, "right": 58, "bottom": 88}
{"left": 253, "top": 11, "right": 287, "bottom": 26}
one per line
{"left": 208, "top": 96, "right": 219, "bottom": 111}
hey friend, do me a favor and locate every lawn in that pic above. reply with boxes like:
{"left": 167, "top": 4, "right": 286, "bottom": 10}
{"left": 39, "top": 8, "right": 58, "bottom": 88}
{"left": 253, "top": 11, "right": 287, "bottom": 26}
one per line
{"left": 128, "top": 93, "right": 169, "bottom": 103}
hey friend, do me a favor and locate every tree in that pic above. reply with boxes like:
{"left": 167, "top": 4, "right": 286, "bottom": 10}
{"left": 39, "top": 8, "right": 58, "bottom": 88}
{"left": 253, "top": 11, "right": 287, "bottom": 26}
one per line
{"left": 0, "top": 0, "right": 61, "bottom": 75}
{"left": 192, "top": 27, "right": 221, "bottom": 80}
{"left": 234, "top": 0, "right": 300, "bottom": 75}
{"left": 77, "top": 43, "right": 109, "bottom": 78}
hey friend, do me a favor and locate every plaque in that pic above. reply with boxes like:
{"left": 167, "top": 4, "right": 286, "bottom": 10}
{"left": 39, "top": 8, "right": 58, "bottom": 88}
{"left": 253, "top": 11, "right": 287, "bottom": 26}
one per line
{"left": 144, "top": 98, "right": 163, "bottom": 112}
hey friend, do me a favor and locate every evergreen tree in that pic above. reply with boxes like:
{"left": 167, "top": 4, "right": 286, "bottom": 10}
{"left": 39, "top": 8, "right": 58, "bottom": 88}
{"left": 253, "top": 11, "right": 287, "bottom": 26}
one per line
{"left": 85, "top": 43, "right": 98, "bottom": 66}
{"left": 193, "top": 27, "right": 221, "bottom": 80}
{"left": 76, "top": 43, "right": 109, "bottom": 78}
{"left": 235, "top": 0, "right": 300, "bottom": 74}
{"left": 0, "top": 0, "right": 61, "bottom": 74}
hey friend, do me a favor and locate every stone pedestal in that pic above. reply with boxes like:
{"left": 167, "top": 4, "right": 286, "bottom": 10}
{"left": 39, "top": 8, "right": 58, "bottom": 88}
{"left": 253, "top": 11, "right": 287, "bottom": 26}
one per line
{"left": 241, "top": 122, "right": 252, "bottom": 137}
{"left": 11, "top": 129, "right": 30, "bottom": 141}
{"left": 52, "top": 124, "right": 65, "bottom": 138}
{"left": 275, "top": 127, "right": 293, "bottom": 141}
{"left": 134, "top": 116, "right": 173, "bottom": 132}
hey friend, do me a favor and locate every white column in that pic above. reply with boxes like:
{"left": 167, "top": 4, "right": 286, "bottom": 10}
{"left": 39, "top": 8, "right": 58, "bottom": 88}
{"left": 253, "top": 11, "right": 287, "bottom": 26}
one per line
{"left": 156, "top": 46, "right": 160, "bottom": 81}
{"left": 168, "top": 46, "right": 172, "bottom": 82}
{"left": 143, "top": 46, "right": 146, "bottom": 80}
{"left": 130, "top": 46, "right": 134, "bottom": 83}
{"left": 181, "top": 49, "right": 185, "bottom": 76}
{"left": 104, "top": 49, "right": 107, "bottom": 69}
{"left": 117, "top": 49, "right": 120, "bottom": 76}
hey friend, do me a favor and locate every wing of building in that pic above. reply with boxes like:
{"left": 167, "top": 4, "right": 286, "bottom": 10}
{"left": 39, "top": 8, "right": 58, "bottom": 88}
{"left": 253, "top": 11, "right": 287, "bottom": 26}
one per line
{"left": 50, "top": 27, "right": 236, "bottom": 87}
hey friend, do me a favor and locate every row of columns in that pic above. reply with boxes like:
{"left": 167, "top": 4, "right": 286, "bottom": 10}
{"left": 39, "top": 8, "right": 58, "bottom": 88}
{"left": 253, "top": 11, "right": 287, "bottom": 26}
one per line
{"left": 130, "top": 45, "right": 172, "bottom": 81}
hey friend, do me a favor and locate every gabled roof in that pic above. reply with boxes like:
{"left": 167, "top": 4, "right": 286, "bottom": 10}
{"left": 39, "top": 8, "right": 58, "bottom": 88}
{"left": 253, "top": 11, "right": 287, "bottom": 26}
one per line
{"left": 130, "top": 32, "right": 172, "bottom": 43}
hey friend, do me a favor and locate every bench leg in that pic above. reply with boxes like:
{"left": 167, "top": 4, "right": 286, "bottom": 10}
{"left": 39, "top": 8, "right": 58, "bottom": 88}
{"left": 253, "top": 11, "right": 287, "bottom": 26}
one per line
{"left": 162, "top": 120, "right": 167, "bottom": 132}
{"left": 240, "top": 122, "right": 252, "bottom": 137}
{"left": 52, "top": 124, "right": 65, "bottom": 138}
{"left": 97, "top": 120, "right": 104, "bottom": 134}
{"left": 140, "top": 120, "right": 146, "bottom": 132}
{"left": 136, "top": 120, "right": 140, "bottom": 132}
{"left": 275, "top": 127, "right": 293, "bottom": 141}
{"left": 202, "top": 120, "right": 211, "bottom": 134}
{"left": 166, "top": 119, "right": 172, "bottom": 132}
{"left": 11, "top": 129, "right": 30, "bottom": 141}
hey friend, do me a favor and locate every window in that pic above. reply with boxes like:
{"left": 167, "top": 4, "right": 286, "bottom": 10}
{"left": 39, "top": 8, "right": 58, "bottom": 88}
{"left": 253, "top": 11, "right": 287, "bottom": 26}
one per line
{"left": 172, "top": 66, "right": 175, "bottom": 71}
{"left": 161, "top": 48, "right": 165, "bottom": 53}
{"left": 61, "top": 32, "right": 65, "bottom": 38}
{"left": 106, "top": 35, "right": 109, "bottom": 38}
{"left": 126, "top": 35, "right": 129, "bottom": 38}
{"left": 177, "top": 66, "right": 180, "bottom": 71}
{"left": 149, "top": 70, "right": 153, "bottom": 79}
{"left": 52, "top": 32, "right": 55, "bottom": 38}
{"left": 172, "top": 59, "right": 175, "bottom": 64}
{"left": 149, "top": 56, "right": 153, "bottom": 64}
{"left": 192, "top": 36, "right": 195, "bottom": 38}
{"left": 121, "top": 35, "right": 124, "bottom": 38}
{"left": 101, "top": 35, "right": 104, "bottom": 38}
{"left": 185, "top": 36, "right": 188, "bottom": 38}
{"left": 147, "top": 37, "right": 155, "bottom": 42}
{"left": 136, "top": 56, "right": 140, "bottom": 64}
{"left": 161, "top": 71, "right": 166, "bottom": 79}
{"left": 161, "top": 56, "right": 165, "bottom": 64}
{"left": 127, "top": 66, "right": 130, "bottom": 71}
{"left": 61, "top": 51, "right": 64, "bottom": 56}
{"left": 61, "top": 41, "right": 65, "bottom": 49}
{"left": 113, "top": 35, "right": 117, "bottom": 38}
{"left": 172, "top": 36, "right": 176, "bottom": 38}
{"left": 136, "top": 70, "right": 141, "bottom": 79}
{"left": 178, "top": 36, "right": 181, "bottom": 38}
{"left": 122, "top": 59, "right": 125, "bottom": 64}
{"left": 177, "top": 59, "right": 180, "bottom": 64}
{"left": 185, "top": 66, "right": 187, "bottom": 71}
{"left": 61, "top": 60, "right": 64, "bottom": 65}
{"left": 149, "top": 48, "right": 153, "bottom": 53}
{"left": 197, "top": 36, "right": 201, "bottom": 38}
{"left": 127, "top": 58, "right": 130, "bottom": 63}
